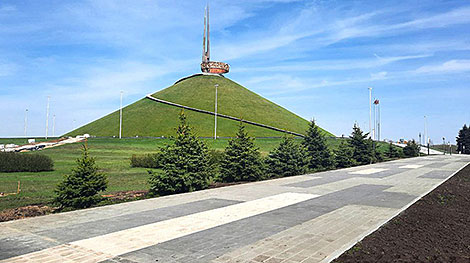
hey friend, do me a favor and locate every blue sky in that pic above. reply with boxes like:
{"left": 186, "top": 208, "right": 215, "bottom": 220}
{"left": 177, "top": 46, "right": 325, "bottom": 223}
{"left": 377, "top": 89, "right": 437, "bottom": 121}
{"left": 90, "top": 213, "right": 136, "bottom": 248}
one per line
{"left": 1, "top": 0, "right": 469, "bottom": 144}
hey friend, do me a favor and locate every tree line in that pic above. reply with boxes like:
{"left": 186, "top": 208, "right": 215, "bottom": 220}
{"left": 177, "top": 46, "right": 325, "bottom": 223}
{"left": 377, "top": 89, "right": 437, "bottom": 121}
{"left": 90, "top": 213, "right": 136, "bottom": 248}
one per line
{"left": 456, "top": 124, "right": 470, "bottom": 154}
{"left": 55, "top": 111, "right": 410, "bottom": 210}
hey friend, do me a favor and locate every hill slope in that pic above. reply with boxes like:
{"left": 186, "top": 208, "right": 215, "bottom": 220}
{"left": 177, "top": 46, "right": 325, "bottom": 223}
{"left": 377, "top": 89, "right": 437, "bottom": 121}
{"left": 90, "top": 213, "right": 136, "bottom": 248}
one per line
{"left": 68, "top": 74, "right": 332, "bottom": 137}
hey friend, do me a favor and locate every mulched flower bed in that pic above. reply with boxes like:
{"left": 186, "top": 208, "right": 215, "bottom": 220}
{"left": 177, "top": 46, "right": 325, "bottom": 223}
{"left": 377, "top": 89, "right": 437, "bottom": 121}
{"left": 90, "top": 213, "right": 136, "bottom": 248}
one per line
{"left": 334, "top": 163, "right": 470, "bottom": 263}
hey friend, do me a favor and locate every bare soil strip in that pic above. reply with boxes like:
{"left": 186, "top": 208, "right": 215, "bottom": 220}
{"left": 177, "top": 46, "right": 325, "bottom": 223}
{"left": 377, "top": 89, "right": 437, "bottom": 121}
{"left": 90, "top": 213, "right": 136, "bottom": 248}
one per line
{"left": 334, "top": 163, "right": 470, "bottom": 263}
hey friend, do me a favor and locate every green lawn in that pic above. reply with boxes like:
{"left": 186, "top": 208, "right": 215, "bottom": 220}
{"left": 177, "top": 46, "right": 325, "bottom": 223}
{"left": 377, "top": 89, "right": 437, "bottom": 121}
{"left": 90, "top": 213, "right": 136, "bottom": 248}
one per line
{"left": 0, "top": 137, "right": 389, "bottom": 212}
{"left": 0, "top": 137, "right": 286, "bottom": 211}
{"left": 68, "top": 75, "right": 332, "bottom": 138}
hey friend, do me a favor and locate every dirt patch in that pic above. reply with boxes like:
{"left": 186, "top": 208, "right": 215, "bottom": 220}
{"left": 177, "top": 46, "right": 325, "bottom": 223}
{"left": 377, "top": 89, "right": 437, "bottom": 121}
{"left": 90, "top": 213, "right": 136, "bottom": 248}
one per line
{"left": 102, "top": 190, "right": 148, "bottom": 201}
{"left": 334, "top": 163, "right": 470, "bottom": 263}
{"left": 0, "top": 205, "right": 53, "bottom": 222}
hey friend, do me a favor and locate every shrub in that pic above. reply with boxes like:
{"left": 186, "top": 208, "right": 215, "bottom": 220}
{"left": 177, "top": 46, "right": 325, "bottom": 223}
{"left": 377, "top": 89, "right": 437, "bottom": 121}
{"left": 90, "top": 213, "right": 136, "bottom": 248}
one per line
{"left": 348, "top": 124, "right": 377, "bottom": 165}
{"left": 148, "top": 112, "right": 211, "bottom": 196}
{"left": 403, "top": 140, "right": 420, "bottom": 157}
{"left": 385, "top": 142, "right": 402, "bottom": 159}
{"left": 265, "top": 135, "right": 307, "bottom": 178}
{"left": 302, "top": 119, "right": 333, "bottom": 171}
{"left": 54, "top": 144, "right": 107, "bottom": 210}
{"left": 220, "top": 122, "right": 264, "bottom": 182}
{"left": 130, "top": 152, "right": 163, "bottom": 168}
{"left": 0, "top": 152, "right": 53, "bottom": 172}
{"left": 334, "top": 140, "right": 356, "bottom": 168}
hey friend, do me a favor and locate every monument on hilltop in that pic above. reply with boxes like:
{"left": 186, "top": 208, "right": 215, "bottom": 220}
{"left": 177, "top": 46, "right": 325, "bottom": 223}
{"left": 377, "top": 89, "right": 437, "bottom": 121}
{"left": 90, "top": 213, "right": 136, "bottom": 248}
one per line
{"left": 200, "top": 4, "right": 230, "bottom": 74}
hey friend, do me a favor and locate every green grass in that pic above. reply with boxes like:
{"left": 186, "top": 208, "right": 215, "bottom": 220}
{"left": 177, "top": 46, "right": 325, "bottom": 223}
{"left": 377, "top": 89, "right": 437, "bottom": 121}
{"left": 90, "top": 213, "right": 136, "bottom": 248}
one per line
{"left": 0, "top": 137, "right": 390, "bottom": 212}
{"left": 0, "top": 137, "right": 285, "bottom": 211}
{"left": 67, "top": 75, "right": 332, "bottom": 137}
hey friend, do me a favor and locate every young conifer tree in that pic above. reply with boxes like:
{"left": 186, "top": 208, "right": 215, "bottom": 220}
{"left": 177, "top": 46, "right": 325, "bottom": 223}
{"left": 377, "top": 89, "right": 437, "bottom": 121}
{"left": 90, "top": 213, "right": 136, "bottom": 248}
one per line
{"left": 265, "top": 135, "right": 307, "bottom": 178}
{"left": 55, "top": 144, "right": 107, "bottom": 210}
{"left": 403, "top": 140, "right": 420, "bottom": 157}
{"left": 220, "top": 122, "right": 263, "bottom": 182}
{"left": 385, "top": 142, "right": 400, "bottom": 159}
{"left": 148, "top": 111, "right": 211, "bottom": 196}
{"left": 456, "top": 124, "right": 469, "bottom": 154}
{"left": 348, "top": 124, "right": 375, "bottom": 165}
{"left": 301, "top": 119, "right": 333, "bottom": 171}
{"left": 333, "top": 140, "right": 356, "bottom": 168}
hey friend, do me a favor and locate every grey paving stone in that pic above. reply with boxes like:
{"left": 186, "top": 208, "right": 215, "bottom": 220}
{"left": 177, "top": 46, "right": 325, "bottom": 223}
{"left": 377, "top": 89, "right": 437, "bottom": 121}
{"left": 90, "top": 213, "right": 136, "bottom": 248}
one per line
{"left": 425, "top": 162, "right": 451, "bottom": 168}
{"left": 419, "top": 170, "right": 454, "bottom": 179}
{"left": 35, "top": 198, "right": 240, "bottom": 243}
{"left": 114, "top": 184, "right": 415, "bottom": 262}
{"left": 0, "top": 231, "right": 61, "bottom": 260}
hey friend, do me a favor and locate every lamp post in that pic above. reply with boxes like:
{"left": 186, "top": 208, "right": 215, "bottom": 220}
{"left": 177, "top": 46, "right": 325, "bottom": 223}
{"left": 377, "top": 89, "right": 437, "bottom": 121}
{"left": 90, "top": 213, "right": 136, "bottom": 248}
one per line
{"left": 442, "top": 137, "right": 446, "bottom": 155}
{"left": 45, "top": 96, "right": 50, "bottom": 139}
{"left": 119, "top": 91, "right": 123, "bottom": 139}
{"left": 24, "top": 109, "right": 28, "bottom": 137}
{"left": 214, "top": 84, "right": 219, "bottom": 140}
{"left": 368, "top": 87, "right": 372, "bottom": 139}
{"left": 424, "top": 115, "right": 428, "bottom": 154}
{"left": 53, "top": 114, "right": 56, "bottom": 137}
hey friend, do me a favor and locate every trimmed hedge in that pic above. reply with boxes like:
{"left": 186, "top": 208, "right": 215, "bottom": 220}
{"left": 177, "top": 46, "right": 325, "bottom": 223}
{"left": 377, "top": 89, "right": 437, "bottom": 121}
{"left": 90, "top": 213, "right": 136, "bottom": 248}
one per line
{"left": 0, "top": 152, "right": 54, "bottom": 172}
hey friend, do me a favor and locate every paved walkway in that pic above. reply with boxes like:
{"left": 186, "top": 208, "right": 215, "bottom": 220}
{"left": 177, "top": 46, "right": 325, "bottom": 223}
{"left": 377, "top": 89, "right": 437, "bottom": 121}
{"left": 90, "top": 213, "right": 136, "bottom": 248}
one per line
{"left": 1, "top": 155, "right": 469, "bottom": 263}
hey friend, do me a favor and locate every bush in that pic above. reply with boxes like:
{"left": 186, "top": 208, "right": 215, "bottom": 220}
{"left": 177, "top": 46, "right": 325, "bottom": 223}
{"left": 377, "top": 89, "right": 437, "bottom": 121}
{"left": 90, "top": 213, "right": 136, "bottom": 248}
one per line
{"left": 403, "top": 140, "right": 420, "bottom": 157}
{"left": 334, "top": 140, "right": 356, "bottom": 168}
{"left": 54, "top": 144, "right": 107, "bottom": 210}
{"left": 349, "top": 124, "right": 377, "bottom": 165}
{"left": 0, "top": 152, "right": 53, "bottom": 172}
{"left": 265, "top": 135, "right": 307, "bottom": 178}
{"left": 148, "top": 112, "right": 211, "bottom": 196}
{"left": 130, "top": 152, "right": 163, "bottom": 168}
{"left": 220, "top": 122, "right": 264, "bottom": 182}
{"left": 385, "top": 142, "right": 402, "bottom": 159}
{"left": 208, "top": 149, "right": 224, "bottom": 167}
{"left": 302, "top": 119, "right": 333, "bottom": 171}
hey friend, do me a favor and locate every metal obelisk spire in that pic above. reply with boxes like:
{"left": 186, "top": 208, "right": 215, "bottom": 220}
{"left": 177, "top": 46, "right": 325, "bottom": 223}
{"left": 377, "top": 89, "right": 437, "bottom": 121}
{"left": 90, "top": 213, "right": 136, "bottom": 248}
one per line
{"left": 202, "top": 4, "right": 210, "bottom": 63}
{"left": 206, "top": 4, "right": 210, "bottom": 60}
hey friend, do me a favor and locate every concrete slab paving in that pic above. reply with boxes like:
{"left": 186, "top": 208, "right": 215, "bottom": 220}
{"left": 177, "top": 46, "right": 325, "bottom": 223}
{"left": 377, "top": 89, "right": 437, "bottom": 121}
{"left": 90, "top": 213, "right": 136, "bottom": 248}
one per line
{"left": 1, "top": 155, "right": 469, "bottom": 263}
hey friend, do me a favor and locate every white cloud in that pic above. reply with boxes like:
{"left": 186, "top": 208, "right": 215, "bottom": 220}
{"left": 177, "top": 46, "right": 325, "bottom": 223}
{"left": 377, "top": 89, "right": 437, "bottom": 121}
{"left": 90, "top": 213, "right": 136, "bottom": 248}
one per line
{"left": 370, "top": 71, "right": 388, "bottom": 80}
{"left": 234, "top": 54, "right": 430, "bottom": 73}
{"left": 415, "top": 60, "right": 470, "bottom": 74}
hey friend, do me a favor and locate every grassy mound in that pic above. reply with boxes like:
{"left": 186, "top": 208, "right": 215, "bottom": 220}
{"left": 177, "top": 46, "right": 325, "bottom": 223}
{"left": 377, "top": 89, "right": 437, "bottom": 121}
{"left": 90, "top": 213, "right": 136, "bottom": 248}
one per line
{"left": 67, "top": 74, "right": 332, "bottom": 137}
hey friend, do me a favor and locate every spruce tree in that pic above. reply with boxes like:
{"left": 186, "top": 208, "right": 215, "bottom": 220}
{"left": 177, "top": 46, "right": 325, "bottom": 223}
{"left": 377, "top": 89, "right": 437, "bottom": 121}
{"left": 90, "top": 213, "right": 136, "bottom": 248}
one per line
{"left": 301, "top": 119, "right": 333, "bottom": 171}
{"left": 403, "top": 140, "right": 420, "bottom": 157}
{"left": 148, "top": 111, "right": 211, "bottom": 196}
{"left": 55, "top": 144, "right": 107, "bottom": 210}
{"left": 265, "top": 135, "right": 307, "bottom": 178}
{"left": 457, "top": 124, "right": 470, "bottom": 154}
{"left": 220, "top": 122, "right": 263, "bottom": 182}
{"left": 456, "top": 125, "right": 466, "bottom": 153}
{"left": 385, "top": 142, "right": 401, "bottom": 159}
{"left": 334, "top": 140, "right": 356, "bottom": 168}
{"left": 348, "top": 124, "right": 375, "bottom": 165}
{"left": 465, "top": 125, "right": 470, "bottom": 154}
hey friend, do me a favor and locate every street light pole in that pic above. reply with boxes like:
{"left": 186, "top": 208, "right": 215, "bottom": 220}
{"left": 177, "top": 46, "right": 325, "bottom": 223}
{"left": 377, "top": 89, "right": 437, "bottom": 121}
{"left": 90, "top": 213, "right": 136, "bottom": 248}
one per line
{"left": 119, "top": 91, "right": 123, "bottom": 139}
{"left": 368, "top": 87, "right": 372, "bottom": 139}
{"left": 53, "top": 114, "right": 56, "bottom": 137}
{"left": 424, "top": 115, "right": 427, "bottom": 149}
{"left": 442, "top": 137, "right": 446, "bottom": 155}
{"left": 378, "top": 102, "right": 381, "bottom": 141}
{"left": 24, "top": 109, "right": 28, "bottom": 137}
{"left": 214, "top": 84, "right": 219, "bottom": 140}
{"left": 45, "top": 96, "right": 50, "bottom": 139}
